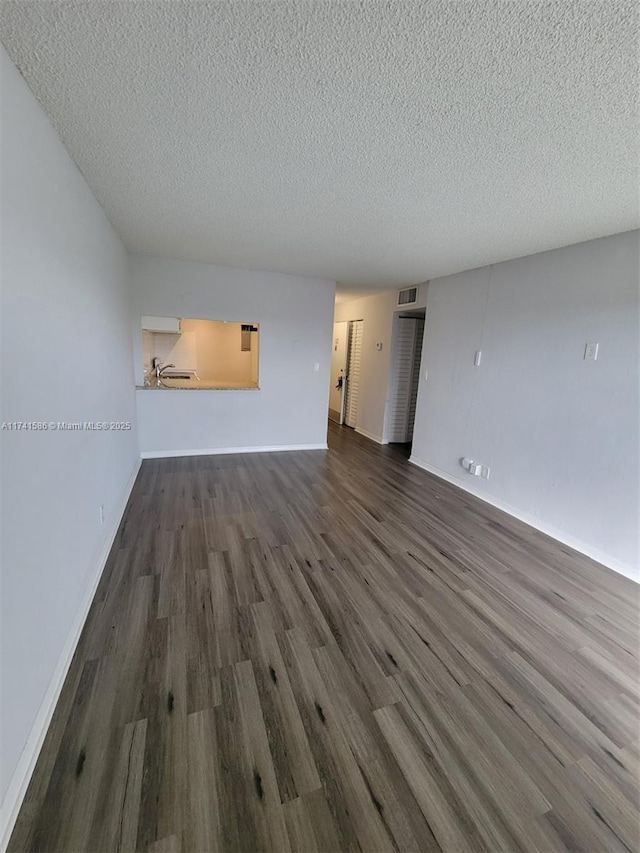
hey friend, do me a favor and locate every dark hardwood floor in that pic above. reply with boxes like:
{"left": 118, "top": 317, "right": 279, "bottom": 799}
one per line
{"left": 9, "top": 422, "right": 639, "bottom": 852}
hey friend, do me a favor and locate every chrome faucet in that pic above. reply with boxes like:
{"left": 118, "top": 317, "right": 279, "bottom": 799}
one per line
{"left": 153, "top": 358, "right": 175, "bottom": 378}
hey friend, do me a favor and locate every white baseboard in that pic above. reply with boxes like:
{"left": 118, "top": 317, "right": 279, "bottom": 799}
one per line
{"left": 0, "top": 456, "right": 142, "bottom": 852}
{"left": 140, "top": 443, "right": 328, "bottom": 459}
{"left": 354, "top": 427, "right": 388, "bottom": 445}
{"left": 409, "top": 455, "right": 638, "bottom": 584}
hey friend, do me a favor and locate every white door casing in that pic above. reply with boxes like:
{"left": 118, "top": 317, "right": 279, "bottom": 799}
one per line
{"left": 329, "top": 321, "right": 348, "bottom": 423}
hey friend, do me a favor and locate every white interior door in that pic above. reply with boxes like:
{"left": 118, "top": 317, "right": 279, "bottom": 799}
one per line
{"left": 344, "top": 320, "right": 363, "bottom": 428}
{"left": 329, "top": 321, "right": 348, "bottom": 423}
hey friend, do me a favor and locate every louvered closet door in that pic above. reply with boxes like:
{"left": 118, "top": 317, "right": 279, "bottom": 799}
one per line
{"left": 407, "top": 319, "right": 424, "bottom": 441}
{"left": 344, "top": 320, "right": 363, "bottom": 428}
{"left": 386, "top": 318, "right": 419, "bottom": 442}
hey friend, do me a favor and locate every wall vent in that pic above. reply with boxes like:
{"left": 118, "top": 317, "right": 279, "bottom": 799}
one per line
{"left": 397, "top": 286, "right": 418, "bottom": 306}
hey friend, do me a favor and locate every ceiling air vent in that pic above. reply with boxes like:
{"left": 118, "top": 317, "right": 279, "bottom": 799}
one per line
{"left": 397, "top": 286, "right": 418, "bottom": 306}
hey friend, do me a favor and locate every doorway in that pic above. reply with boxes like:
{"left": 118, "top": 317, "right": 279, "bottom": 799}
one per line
{"left": 386, "top": 310, "right": 425, "bottom": 446}
{"left": 328, "top": 320, "right": 348, "bottom": 424}
{"left": 328, "top": 318, "right": 364, "bottom": 429}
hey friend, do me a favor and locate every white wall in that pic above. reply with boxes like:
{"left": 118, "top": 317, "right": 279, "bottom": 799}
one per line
{"left": 131, "top": 255, "right": 335, "bottom": 454}
{"left": 146, "top": 325, "right": 199, "bottom": 373}
{"left": 0, "top": 46, "right": 139, "bottom": 835}
{"left": 412, "top": 231, "right": 639, "bottom": 579}
{"left": 334, "top": 285, "right": 427, "bottom": 443}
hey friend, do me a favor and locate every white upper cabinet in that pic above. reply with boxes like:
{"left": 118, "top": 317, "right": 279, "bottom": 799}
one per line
{"left": 141, "top": 315, "right": 181, "bottom": 334}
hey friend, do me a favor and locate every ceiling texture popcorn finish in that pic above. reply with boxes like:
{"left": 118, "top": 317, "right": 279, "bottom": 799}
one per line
{"left": 1, "top": 1, "right": 637, "bottom": 285}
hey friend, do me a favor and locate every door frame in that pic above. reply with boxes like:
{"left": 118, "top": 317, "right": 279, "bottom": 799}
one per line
{"left": 328, "top": 320, "right": 348, "bottom": 424}
{"left": 384, "top": 309, "right": 425, "bottom": 444}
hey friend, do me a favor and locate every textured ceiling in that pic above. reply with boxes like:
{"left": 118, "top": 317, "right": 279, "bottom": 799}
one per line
{"left": 1, "top": 1, "right": 637, "bottom": 285}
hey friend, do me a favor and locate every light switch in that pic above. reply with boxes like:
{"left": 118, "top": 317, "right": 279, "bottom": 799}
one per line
{"left": 313, "top": 362, "right": 320, "bottom": 372}
{"left": 584, "top": 342, "right": 599, "bottom": 361}
{"left": 474, "top": 350, "right": 482, "bottom": 366}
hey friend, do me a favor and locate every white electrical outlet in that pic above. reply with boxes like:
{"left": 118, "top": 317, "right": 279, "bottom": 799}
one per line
{"left": 99, "top": 504, "right": 105, "bottom": 525}
{"left": 462, "top": 457, "right": 488, "bottom": 477}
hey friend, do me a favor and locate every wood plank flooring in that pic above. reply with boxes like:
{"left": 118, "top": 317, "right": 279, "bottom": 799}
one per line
{"left": 9, "top": 422, "right": 639, "bottom": 852}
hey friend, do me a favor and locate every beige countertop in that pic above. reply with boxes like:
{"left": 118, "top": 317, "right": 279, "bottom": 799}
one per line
{"left": 137, "top": 376, "right": 259, "bottom": 390}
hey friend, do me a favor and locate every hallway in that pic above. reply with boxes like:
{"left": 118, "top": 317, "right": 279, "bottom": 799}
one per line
{"left": 10, "top": 424, "right": 639, "bottom": 852}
